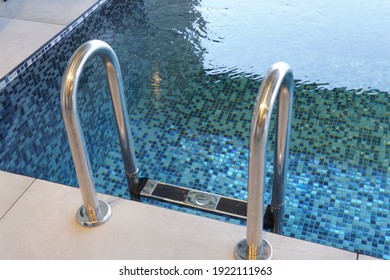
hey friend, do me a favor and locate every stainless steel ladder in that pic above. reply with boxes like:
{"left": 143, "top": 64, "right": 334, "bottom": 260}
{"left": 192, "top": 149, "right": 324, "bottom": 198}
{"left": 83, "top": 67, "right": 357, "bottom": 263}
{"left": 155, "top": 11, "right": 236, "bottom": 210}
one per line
{"left": 60, "top": 40, "right": 139, "bottom": 226}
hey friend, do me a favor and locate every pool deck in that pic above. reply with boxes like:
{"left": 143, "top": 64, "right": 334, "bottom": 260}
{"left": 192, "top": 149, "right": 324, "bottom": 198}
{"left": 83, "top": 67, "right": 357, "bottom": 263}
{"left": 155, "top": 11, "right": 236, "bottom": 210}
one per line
{"left": 0, "top": 170, "right": 375, "bottom": 260}
{"left": 0, "top": 0, "right": 380, "bottom": 260}
{"left": 0, "top": 0, "right": 97, "bottom": 78}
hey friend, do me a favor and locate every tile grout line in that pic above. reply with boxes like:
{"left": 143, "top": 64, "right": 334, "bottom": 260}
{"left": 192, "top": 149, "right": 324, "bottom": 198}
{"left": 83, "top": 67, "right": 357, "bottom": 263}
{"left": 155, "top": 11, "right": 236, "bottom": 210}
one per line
{"left": 0, "top": 15, "right": 67, "bottom": 27}
{"left": 0, "top": 178, "right": 37, "bottom": 221}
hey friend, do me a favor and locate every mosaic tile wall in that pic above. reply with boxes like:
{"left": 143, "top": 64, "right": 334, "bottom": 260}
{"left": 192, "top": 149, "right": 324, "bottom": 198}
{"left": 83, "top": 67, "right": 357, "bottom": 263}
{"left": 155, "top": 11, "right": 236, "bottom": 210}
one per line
{"left": 0, "top": 0, "right": 389, "bottom": 259}
{"left": 0, "top": 0, "right": 150, "bottom": 186}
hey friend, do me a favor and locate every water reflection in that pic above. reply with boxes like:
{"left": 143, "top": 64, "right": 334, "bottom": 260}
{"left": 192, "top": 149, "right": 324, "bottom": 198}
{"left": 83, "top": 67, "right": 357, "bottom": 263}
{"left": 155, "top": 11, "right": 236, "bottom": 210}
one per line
{"left": 179, "top": 0, "right": 390, "bottom": 91}
{"left": 151, "top": 65, "right": 162, "bottom": 96}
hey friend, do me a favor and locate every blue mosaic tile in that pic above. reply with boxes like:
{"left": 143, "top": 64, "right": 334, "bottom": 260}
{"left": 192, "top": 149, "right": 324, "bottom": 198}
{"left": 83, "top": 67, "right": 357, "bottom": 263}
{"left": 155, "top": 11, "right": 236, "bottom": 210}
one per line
{"left": 0, "top": 0, "right": 149, "bottom": 186}
{"left": 0, "top": 0, "right": 388, "bottom": 259}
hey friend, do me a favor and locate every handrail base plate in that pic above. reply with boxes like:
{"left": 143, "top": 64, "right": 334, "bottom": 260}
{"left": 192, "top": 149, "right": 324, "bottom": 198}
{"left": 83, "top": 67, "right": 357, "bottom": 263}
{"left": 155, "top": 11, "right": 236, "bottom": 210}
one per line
{"left": 234, "top": 238, "right": 273, "bottom": 260}
{"left": 76, "top": 200, "right": 111, "bottom": 227}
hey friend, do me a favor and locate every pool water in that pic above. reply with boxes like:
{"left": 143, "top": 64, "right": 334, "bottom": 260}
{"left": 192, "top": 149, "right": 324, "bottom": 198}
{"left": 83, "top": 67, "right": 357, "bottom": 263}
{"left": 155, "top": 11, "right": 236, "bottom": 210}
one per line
{"left": 0, "top": 0, "right": 389, "bottom": 259}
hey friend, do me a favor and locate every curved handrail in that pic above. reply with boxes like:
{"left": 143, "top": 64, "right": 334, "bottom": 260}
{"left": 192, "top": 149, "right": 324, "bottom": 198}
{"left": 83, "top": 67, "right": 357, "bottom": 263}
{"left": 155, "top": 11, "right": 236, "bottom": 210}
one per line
{"left": 235, "top": 62, "right": 294, "bottom": 259}
{"left": 61, "top": 40, "right": 139, "bottom": 226}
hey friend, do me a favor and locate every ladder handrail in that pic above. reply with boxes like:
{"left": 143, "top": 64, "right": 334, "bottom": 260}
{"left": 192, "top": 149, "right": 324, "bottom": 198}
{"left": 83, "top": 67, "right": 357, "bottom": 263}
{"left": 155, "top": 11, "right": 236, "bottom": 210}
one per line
{"left": 235, "top": 62, "right": 294, "bottom": 259}
{"left": 60, "top": 40, "right": 139, "bottom": 226}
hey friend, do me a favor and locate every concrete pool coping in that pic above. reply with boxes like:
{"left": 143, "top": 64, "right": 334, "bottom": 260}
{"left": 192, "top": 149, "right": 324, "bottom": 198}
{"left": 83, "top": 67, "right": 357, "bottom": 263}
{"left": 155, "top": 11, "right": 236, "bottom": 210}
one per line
{"left": 0, "top": 170, "right": 378, "bottom": 260}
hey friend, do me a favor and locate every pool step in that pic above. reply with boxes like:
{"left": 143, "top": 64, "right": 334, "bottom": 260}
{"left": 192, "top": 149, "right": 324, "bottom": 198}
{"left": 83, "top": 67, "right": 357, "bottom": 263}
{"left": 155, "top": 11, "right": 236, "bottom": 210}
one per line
{"left": 140, "top": 179, "right": 248, "bottom": 219}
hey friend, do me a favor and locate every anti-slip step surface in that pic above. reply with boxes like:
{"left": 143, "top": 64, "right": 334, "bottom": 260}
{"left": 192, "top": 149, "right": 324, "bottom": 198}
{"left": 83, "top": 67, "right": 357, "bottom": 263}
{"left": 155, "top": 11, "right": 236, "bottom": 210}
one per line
{"left": 141, "top": 179, "right": 247, "bottom": 219}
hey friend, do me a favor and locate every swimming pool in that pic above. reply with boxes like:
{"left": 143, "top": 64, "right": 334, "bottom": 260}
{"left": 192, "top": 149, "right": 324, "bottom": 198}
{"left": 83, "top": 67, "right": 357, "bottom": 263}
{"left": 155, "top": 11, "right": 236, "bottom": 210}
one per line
{"left": 0, "top": 0, "right": 389, "bottom": 259}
